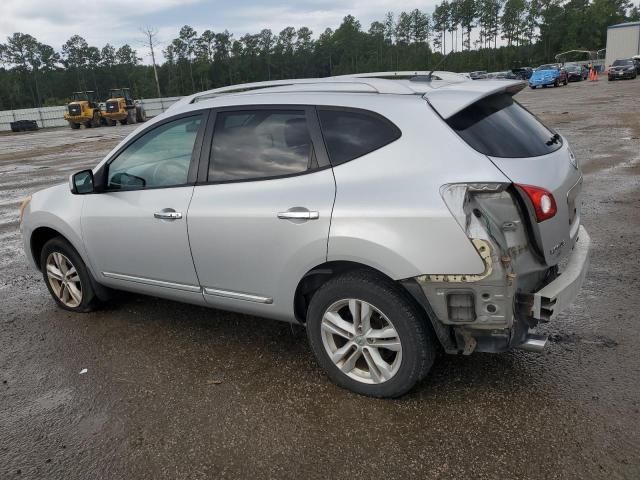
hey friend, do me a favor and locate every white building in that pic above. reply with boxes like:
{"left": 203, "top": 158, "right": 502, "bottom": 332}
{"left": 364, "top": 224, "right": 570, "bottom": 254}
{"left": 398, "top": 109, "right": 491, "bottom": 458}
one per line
{"left": 605, "top": 21, "right": 640, "bottom": 67}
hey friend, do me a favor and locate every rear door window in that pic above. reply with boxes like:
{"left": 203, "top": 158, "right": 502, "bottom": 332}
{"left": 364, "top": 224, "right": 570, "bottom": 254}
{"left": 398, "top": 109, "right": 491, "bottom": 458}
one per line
{"left": 318, "top": 109, "right": 401, "bottom": 165}
{"left": 446, "top": 93, "right": 562, "bottom": 158}
{"left": 208, "top": 110, "right": 317, "bottom": 182}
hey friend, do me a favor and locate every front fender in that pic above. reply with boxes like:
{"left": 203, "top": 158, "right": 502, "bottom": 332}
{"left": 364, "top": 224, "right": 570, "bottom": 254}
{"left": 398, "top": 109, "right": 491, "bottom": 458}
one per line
{"left": 21, "top": 184, "right": 93, "bottom": 275}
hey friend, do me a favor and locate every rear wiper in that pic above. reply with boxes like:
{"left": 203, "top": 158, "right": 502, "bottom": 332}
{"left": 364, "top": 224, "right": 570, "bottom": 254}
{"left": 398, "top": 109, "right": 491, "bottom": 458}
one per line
{"left": 546, "top": 133, "right": 561, "bottom": 146}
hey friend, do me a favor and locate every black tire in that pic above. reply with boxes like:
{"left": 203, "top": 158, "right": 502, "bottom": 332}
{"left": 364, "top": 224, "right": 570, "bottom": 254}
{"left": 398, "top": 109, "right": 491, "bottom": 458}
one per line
{"left": 136, "top": 106, "right": 146, "bottom": 123}
{"left": 127, "top": 109, "right": 137, "bottom": 125}
{"left": 119, "top": 118, "right": 128, "bottom": 125}
{"left": 40, "top": 237, "right": 99, "bottom": 313}
{"left": 306, "top": 270, "right": 437, "bottom": 398}
{"left": 553, "top": 79, "right": 559, "bottom": 87}
{"left": 69, "top": 122, "right": 80, "bottom": 130}
{"left": 530, "top": 85, "right": 536, "bottom": 89}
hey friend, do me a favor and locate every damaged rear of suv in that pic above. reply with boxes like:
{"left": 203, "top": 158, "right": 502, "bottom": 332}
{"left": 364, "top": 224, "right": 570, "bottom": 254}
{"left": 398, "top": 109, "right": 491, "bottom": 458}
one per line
{"left": 414, "top": 86, "right": 590, "bottom": 355}
{"left": 312, "top": 75, "right": 590, "bottom": 396}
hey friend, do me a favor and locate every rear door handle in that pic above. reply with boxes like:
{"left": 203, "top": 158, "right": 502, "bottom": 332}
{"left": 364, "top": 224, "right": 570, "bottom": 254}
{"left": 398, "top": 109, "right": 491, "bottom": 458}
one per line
{"left": 154, "top": 209, "right": 182, "bottom": 220}
{"left": 277, "top": 210, "right": 319, "bottom": 220}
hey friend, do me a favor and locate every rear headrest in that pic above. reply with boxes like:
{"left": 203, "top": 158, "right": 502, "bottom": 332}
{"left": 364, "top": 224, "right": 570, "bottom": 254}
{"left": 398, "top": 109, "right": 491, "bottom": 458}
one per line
{"left": 284, "top": 118, "right": 310, "bottom": 147}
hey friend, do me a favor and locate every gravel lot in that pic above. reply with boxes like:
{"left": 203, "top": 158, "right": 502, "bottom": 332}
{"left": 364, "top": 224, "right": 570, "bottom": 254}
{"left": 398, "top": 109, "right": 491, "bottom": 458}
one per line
{"left": 1, "top": 78, "right": 639, "bottom": 479}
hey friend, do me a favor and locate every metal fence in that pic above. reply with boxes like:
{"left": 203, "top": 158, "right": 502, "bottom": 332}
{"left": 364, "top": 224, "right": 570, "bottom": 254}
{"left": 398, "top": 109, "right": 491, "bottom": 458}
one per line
{"left": 0, "top": 96, "right": 183, "bottom": 132}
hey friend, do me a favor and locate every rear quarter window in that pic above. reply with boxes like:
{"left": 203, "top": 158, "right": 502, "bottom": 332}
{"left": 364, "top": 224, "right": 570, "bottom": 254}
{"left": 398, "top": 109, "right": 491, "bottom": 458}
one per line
{"left": 446, "top": 93, "right": 562, "bottom": 158}
{"left": 318, "top": 109, "right": 401, "bottom": 165}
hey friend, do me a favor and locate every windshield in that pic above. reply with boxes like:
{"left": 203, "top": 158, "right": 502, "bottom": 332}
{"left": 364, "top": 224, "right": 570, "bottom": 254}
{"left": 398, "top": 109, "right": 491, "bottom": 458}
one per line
{"left": 536, "top": 64, "right": 558, "bottom": 71}
{"left": 446, "top": 93, "right": 562, "bottom": 158}
{"left": 613, "top": 59, "right": 633, "bottom": 66}
{"left": 566, "top": 66, "right": 579, "bottom": 72}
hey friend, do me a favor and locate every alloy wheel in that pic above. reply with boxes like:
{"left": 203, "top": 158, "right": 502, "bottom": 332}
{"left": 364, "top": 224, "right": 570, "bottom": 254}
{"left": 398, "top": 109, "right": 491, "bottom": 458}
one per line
{"left": 45, "top": 252, "right": 83, "bottom": 308}
{"left": 320, "top": 299, "right": 402, "bottom": 384}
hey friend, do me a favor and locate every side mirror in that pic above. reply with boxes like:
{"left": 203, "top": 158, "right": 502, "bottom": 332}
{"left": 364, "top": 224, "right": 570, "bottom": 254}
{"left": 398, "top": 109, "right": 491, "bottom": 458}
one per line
{"left": 70, "top": 169, "right": 95, "bottom": 194}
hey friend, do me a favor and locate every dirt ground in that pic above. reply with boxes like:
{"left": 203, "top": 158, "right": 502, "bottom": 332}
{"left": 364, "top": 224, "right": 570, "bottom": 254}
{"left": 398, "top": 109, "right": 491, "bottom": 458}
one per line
{"left": 1, "top": 78, "right": 639, "bottom": 479}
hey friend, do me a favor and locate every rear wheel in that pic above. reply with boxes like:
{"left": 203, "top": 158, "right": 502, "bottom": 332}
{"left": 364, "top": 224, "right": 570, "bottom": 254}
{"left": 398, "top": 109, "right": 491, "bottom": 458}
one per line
{"left": 68, "top": 121, "right": 80, "bottom": 130}
{"left": 40, "top": 237, "right": 99, "bottom": 312}
{"left": 306, "top": 270, "right": 437, "bottom": 398}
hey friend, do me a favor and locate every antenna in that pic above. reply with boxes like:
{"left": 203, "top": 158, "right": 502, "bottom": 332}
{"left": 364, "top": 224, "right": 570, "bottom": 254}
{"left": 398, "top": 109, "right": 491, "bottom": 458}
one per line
{"left": 427, "top": 50, "right": 454, "bottom": 81}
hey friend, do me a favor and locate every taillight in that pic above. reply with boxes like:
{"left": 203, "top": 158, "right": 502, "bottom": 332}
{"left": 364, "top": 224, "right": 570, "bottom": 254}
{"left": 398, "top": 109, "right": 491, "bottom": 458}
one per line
{"left": 517, "top": 184, "right": 557, "bottom": 222}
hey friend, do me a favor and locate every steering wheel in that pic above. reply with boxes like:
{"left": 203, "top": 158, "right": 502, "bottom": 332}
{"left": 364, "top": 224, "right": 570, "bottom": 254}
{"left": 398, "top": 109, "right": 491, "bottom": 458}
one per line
{"left": 150, "top": 158, "right": 189, "bottom": 186}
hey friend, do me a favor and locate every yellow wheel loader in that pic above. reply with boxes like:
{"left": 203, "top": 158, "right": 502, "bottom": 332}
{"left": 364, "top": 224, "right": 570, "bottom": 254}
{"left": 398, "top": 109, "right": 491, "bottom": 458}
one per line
{"left": 64, "top": 91, "right": 102, "bottom": 129}
{"left": 102, "top": 88, "right": 146, "bottom": 126}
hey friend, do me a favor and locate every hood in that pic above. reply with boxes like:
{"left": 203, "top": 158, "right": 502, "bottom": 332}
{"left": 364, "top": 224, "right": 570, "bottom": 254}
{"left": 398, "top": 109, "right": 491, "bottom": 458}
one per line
{"left": 610, "top": 64, "right": 634, "bottom": 70}
{"left": 531, "top": 69, "right": 558, "bottom": 79}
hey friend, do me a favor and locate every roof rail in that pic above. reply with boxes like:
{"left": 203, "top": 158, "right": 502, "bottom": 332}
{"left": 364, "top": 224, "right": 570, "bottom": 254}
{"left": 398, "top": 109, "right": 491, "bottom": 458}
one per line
{"left": 168, "top": 77, "right": 415, "bottom": 110}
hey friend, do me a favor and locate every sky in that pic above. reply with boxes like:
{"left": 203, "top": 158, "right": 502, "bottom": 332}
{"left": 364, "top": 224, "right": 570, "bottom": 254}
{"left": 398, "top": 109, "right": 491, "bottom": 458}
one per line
{"left": 1, "top": 0, "right": 440, "bottom": 63}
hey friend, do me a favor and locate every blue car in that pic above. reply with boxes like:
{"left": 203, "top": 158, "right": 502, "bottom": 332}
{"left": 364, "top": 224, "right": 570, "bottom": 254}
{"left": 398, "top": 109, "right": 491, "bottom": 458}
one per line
{"left": 529, "top": 64, "right": 569, "bottom": 89}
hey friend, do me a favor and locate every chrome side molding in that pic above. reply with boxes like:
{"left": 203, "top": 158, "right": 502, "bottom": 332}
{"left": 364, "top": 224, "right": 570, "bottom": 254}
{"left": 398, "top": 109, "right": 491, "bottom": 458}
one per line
{"left": 203, "top": 287, "right": 273, "bottom": 304}
{"left": 103, "top": 272, "right": 274, "bottom": 304}
{"left": 102, "top": 272, "right": 201, "bottom": 293}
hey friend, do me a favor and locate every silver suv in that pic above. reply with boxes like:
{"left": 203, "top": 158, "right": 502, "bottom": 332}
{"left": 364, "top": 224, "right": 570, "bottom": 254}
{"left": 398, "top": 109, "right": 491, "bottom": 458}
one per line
{"left": 20, "top": 73, "right": 590, "bottom": 397}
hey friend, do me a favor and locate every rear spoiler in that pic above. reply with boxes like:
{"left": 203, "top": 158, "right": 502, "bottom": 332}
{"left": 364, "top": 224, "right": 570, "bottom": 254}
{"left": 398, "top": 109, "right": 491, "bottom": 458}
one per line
{"left": 423, "top": 80, "right": 526, "bottom": 119}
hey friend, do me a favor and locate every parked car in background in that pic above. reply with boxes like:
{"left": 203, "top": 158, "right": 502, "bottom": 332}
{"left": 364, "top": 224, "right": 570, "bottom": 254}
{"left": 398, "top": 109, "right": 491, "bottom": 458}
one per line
{"left": 608, "top": 59, "right": 638, "bottom": 80}
{"left": 565, "top": 65, "right": 587, "bottom": 82}
{"left": 469, "top": 70, "right": 488, "bottom": 80}
{"left": 19, "top": 74, "right": 590, "bottom": 398}
{"left": 633, "top": 56, "right": 640, "bottom": 73}
{"left": 490, "top": 71, "right": 520, "bottom": 79}
{"left": 512, "top": 67, "right": 533, "bottom": 80}
{"left": 529, "top": 64, "right": 568, "bottom": 88}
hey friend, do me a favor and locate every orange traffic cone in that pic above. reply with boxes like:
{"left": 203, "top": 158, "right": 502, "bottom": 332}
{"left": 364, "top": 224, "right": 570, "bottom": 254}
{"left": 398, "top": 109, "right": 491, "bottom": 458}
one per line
{"left": 588, "top": 69, "right": 594, "bottom": 81}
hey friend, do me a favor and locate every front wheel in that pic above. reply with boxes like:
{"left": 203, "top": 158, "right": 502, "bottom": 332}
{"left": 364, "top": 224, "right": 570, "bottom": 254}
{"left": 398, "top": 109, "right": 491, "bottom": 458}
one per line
{"left": 306, "top": 270, "right": 437, "bottom": 398}
{"left": 553, "top": 79, "right": 559, "bottom": 87}
{"left": 136, "top": 106, "right": 146, "bottom": 123}
{"left": 127, "top": 109, "right": 137, "bottom": 125}
{"left": 41, "top": 237, "right": 99, "bottom": 312}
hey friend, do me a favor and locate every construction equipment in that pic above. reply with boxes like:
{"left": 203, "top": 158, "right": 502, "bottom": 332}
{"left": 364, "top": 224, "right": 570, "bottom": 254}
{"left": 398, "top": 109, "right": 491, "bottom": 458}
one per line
{"left": 64, "top": 91, "right": 102, "bottom": 129}
{"left": 102, "top": 88, "right": 146, "bottom": 126}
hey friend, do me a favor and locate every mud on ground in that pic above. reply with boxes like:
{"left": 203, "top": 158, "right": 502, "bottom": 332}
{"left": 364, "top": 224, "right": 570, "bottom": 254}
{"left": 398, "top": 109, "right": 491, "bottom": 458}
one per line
{"left": 1, "top": 79, "right": 639, "bottom": 479}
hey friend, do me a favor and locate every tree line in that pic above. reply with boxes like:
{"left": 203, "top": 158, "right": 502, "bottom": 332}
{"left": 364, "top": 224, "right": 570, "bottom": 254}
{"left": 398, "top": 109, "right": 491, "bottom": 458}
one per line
{"left": 0, "top": 0, "right": 638, "bottom": 110}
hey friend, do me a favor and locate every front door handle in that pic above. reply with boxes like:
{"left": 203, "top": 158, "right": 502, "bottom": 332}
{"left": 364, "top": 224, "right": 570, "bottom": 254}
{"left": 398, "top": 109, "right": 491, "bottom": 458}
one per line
{"left": 277, "top": 210, "right": 320, "bottom": 220}
{"left": 154, "top": 209, "right": 182, "bottom": 220}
